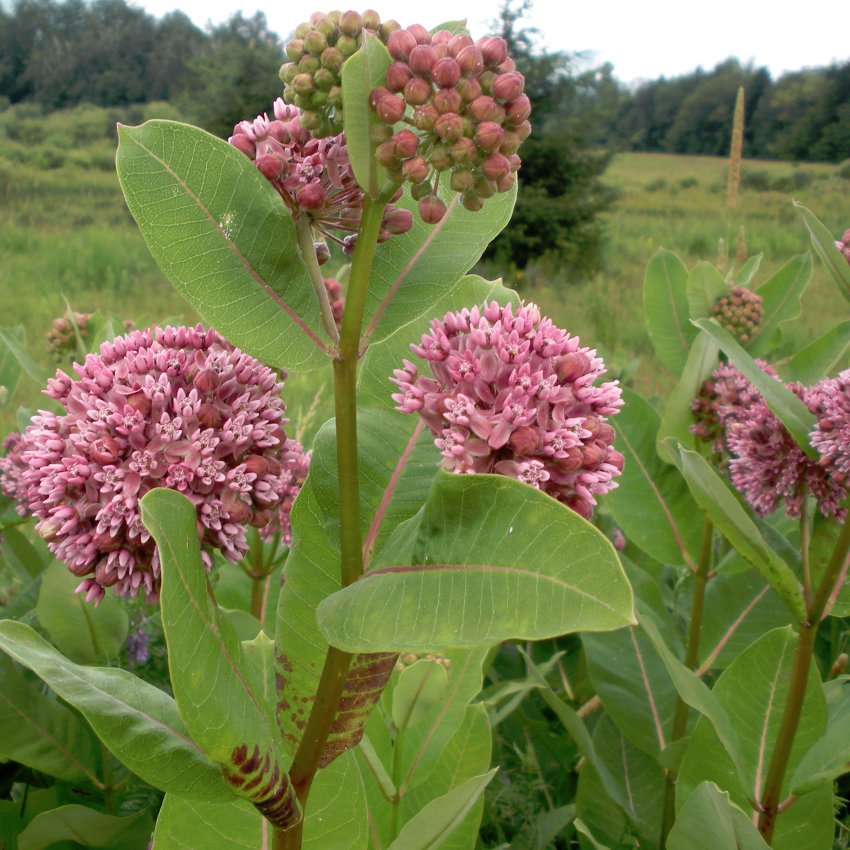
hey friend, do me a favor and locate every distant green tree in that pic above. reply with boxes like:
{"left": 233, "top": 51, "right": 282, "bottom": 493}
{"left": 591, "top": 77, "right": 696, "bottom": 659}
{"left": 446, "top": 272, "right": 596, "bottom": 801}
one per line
{"left": 484, "top": 0, "right": 615, "bottom": 275}
{"left": 176, "top": 12, "right": 284, "bottom": 140}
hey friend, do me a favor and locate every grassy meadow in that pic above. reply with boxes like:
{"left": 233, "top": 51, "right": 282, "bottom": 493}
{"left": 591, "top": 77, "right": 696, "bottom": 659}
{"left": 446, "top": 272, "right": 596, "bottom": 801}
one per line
{"left": 3, "top": 102, "right": 850, "bottom": 437}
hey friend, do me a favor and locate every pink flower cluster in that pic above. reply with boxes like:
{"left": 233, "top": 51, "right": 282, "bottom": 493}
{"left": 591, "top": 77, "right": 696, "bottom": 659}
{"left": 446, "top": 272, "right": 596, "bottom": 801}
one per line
{"left": 2, "top": 325, "right": 297, "bottom": 604}
{"left": 836, "top": 228, "right": 850, "bottom": 264}
{"left": 0, "top": 432, "right": 29, "bottom": 516}
{"left": 229, "top": 100, "right": 412, "bottom": 251}
{"left": 698, "top": 361, "right": 850, "bottom": 519}
{"left": 391, "top": 302, "right": 623, "bottom": 518}
{"left": 259, "top": 440, "right": 311, "bottom": 546}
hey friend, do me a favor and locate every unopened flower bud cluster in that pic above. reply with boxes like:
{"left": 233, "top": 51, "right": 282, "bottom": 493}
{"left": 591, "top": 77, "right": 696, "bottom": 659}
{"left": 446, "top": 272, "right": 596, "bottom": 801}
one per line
{"left": 371, "top": 27, "right": 528, "bottom": 223}
{"left": 392, "top": 302, "right": 623, "bottom": 519}
{"left": 46, "top": 311, "right": 93, "bottom": 363}
{"left": 0, "top": 325, "right": 300, "bottom": 604}
{"left": 395, "top": 651, "right": 452, "bottom": 672}
{"left": 280, "top": 10, "right": 400, "bottom": 136}
{"left": 711, "top": 286, "right": 764, "bottom": 343}
{"left": 230, "top": 100, "right": 412, "bottom": 250}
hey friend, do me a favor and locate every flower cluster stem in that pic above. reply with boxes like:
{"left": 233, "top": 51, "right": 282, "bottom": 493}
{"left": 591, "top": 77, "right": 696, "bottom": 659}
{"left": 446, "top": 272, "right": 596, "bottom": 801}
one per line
{"left": 660, "top": 517, "right": 713, "bottom": 848}
{"left": 757, "top": 507, "right": 850, "bottom": 843}
{"left": 273, "top": 196, "right": 388, "bottom": 850}
{"left": 295, "top": 215, "right": 340, "bottom": 346}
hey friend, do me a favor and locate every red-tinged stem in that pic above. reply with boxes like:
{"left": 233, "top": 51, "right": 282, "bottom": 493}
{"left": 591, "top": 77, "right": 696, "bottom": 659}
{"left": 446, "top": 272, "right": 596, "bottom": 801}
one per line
{"left": 273, "top": 197, "right": 387, "bottom": 850}
{"left": 758, "top": 509, "right": 850, "bottom": 843}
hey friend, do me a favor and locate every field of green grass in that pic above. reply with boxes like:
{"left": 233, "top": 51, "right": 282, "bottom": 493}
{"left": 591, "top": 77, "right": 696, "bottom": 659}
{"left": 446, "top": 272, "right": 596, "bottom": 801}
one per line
{"left": 3, "top": 102, "right": 850, "bottom": 437}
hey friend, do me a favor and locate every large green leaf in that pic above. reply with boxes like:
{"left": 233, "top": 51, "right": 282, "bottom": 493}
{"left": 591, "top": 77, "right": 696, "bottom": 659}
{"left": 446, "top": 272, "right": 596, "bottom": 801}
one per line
{"left": 0, "top": 621, "right": 231, "bottom": 800}
{"left": 748, "top": 253, "right": 812, "bottom": 357}
{"left": 342, "top": 32, "right": 391, "bottom": 195}
{"left": 656, "top": 332, "right": 719, "bottom": 464}
{"left": 785, "top": 321, "right": 850, "bottom": 384}
{"left": 116, "top": 121, "right": 330, "bottom": 370}
{"left": 399, "top": 704, "right": 491, "bottom": 850}
{"left": 141, "top": 489, "right": 298, "bottom": 826}
{"left": 686, "top": 261, "right": 727, "bottom": 320}
{"left": 18, "top": 806, "right": 152, "bottom": 850}
{"left": 360, "top": 183, "right": 517, "bottom": 346}
{"left": 697, "top": 563, "right": 793, "bottom": 672}
{"left": 693, "top": 318, "right": 817, "bottom": 457}
{"left": 809, "top": 512, "right": 850, "bottom": 617}
{"left": 604, "top": 389, "right": 703, "bottom": 566}
{"left": 151, "top": 751, "right": 367, "bottom": 850}
{"left": 317, "top": 471, "right": 635, "bottom": 652}
{"left": 590, "top": 714, "right": 665, "bottom": 845}
{"left": 0, "top": 653, "right": 100, "bottom": 784}
{"left": 35, "top": 561, "right": 129, "bottom": 664}
{"left": 1, "top": 526, "right": 46, "bottom": 580}
{"left": 643, "top": 250, "right": 695, "bottom": 373}
{"left": 391, "top": 660, "right": 449, "bottom": 732}
{"left": 386, "top": 769, "right": 496, "bottom": 850}
{"left": 676, "top": 627, "right": 831, "bottom": 850}
{"left": 795, "top": 201, "right": 850, "bottom": 303}
{"left": 674, "top": 445, "right": 806, "bottom": 622}
{"left": 668, "top": 782, "right": 770, "bottom": 850}
{"left": 790, "top": 676, "right": 850, "bottom": 794}
{"left": 583, "top": 624, "right": 678, "bottom": 759}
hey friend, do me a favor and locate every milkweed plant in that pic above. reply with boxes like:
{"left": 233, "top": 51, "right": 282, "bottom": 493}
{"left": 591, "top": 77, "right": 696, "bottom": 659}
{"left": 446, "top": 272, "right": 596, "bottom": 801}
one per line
{"left": 0, "top": 11, "right": 849, "bottom": 850}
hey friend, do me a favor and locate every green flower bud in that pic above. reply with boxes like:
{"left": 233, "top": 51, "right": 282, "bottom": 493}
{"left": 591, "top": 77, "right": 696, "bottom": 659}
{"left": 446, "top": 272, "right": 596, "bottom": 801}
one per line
{"left": 314, "top": 68, "right": 335, "bottom": 91}
{"left": 286, "top": 39, "right": 305, "bottom": 61}
{"left": 304, "top": 30, "right": 327, "bottom": 56}
{"left": 337, "top": 34, "right": 358, "bottom": 57}
{"left": 339, "top": 10, "right": 362, "bottom": 37}
{"left": 293, "top": 73, "right": 315, "bottom": 97}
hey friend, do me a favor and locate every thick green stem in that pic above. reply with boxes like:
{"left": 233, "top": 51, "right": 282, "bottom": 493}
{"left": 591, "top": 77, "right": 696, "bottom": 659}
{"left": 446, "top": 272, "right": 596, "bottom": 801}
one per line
{"left": 274, "top": 197, "right": 387, "bottom": 850}
{"left": 660, "top": 518, "right": 713, "bottom": 848}
{"left": 757, "top": 509, "right": 850, "bottom": 842}
{"left": 295, "top": 215, "right": 340, "bottom": 346}
{"left": 250, "top": 574, "right": 265, "bottom": 621}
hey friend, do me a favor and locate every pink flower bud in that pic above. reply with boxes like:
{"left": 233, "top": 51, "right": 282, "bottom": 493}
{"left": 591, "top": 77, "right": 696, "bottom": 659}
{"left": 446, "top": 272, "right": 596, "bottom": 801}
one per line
{"left": 386, "top": 61, "right": 413, "bottom": 92}
{"left": 376, "top": 141, "right": 399, "bottom": 166}
{"left": 393, "top": 129, "right": 419, "bottom": 158}
{"left": 450, "top": 137, "right": 477, "bottom": 164}
{"left": 456, "top": 76, "right": 482, "bottom": 102}
{"left": 412, "top": 103, "right": 439, "bottom": 131}
{"left": 361, "top": 9, "right": 381, "bottom": 30}
{"left": 407, "top": 23, "right": 432, "bottom": 45}
{"left": 482, "top": 152, "right": 510, "bottom": 181}
{"left": 505, "top": 95, "right": 532, "bottom": 124}
{"left": 402, "top": 156, "right": 430, "bottom": 183}
{"left": 419, "top": 195, "right": 447, "bottom": 224}
{"left": 509, "top": 425, "right": 542, "bottom": 455}
{"left": 447, "top": 34, "right": 474, "bottom": 57}
{"left": 469, "top": 95, "right": 503, "bottom": 123}
{"left": 339, "top": 9, "right": 362, "bottom": 37}
{"left": 388, "top": 28, "right": 417, "bottom": 60}
{"left": 434, "top": 113, "right": 464, "bottom": 142}
{"left": 314, "top": 241, "right": 330, "bottom": 265}
{"left": 450, "top": 168, "right": 475, "bottom": 192}
{"left": 498, "top": 57, "right": 517, "bottom": 73}
{"left": 495, "top": 173, "right": 515, "bottom": 192}
{"left": 478, "top": 36, "right": 507, "bottom": 67}
{"left": 492, "top": 71, "right": 525, "bottom": 103}
{"left": 255, "top": 154, "right": 285, "bottom": 181}
{"left": 228, "top": 133, "right": 256, "bottom": 159}
{"left": 409, "top": 44, "right": 437, "bottom": 75}
{"left": 433, "top": 87, "right": 462, "bottom": 114}
{"left": 499, "top": 130, "right": 521, "bottom": 155}
{"left": 461, "top": 192, "right": 483, "bottom": 211}
{"left": 404, "top": 76, "right": 433, "bottom": 106}
{"left": 375, "top": 92, "right": 406, "bottom": 124}
{"left": 431, "top": 57, "right": 461, "bottom": 88}
{"left": 243, "top": 454, "right": 269, "bottom": 477}
{"left": 475, "top": 121, "right": 504, "bottom": 152}
{"left": 296, "top": 182, "right": 326, "bottom": 209}
{"left": 456, "top": 44, "right": 484, "bottom": 75}
{"left": 383, "top": 207, "right": 414, "bottom": 234}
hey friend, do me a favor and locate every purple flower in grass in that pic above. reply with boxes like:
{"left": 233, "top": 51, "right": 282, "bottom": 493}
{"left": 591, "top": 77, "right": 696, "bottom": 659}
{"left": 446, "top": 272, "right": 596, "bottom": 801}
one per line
{"left": 392, "top": 301, "right": 623, "bottom": 519}
{"left": 13, "top": 325, "right": 291, "bottom": 605}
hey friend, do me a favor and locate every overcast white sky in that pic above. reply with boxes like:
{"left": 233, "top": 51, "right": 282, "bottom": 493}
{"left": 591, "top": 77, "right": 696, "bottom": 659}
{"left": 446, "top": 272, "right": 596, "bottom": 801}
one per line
{"left": 134, "top": 0, "right": 847, "bottom": 84}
